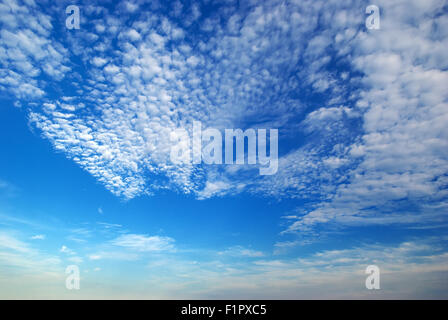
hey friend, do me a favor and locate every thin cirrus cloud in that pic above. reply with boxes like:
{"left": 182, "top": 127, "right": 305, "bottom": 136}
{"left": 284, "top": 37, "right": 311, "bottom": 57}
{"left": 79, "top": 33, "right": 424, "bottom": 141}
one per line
{"left": 30, "top": 234, "right": 46, "bottom": 240}
{"left": 111, "top": 234, "right": 175, "bottom": 252}
{"left": 218, "top": 245, "right": 265, "bottom": 258}
{"left": 0, "top": 224, "right": 448, "bottom": 298}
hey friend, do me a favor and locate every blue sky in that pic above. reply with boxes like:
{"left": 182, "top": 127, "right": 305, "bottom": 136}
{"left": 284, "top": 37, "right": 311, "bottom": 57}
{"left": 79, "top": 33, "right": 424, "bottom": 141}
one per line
{"left": 0, "top": 0, "right": 448, "bottom": 298}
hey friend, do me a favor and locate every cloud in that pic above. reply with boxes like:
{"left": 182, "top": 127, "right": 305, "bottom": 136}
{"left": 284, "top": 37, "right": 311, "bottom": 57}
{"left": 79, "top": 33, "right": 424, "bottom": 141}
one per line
{"left": 92, "top": 57, "right": 107, "bottom": 67}
{"left": 111, "top": 234, "right": 175, "bottom": 252}
{"left": 133, "top": 237, "right": 448, "bottom": 299}
{"left": 0, "top": 232, "right": 61, "bottom": 276}
{"left": 30, "top": 234, "right": 45, "bottom": 240}
{"left": 68, "top": 256, "right": 83, "bottom": 264}
{"left": 0, "top": 0, "right": 70, "bottom": 99}
{"left": 60, "top": 245, "right": 75, "bottom": 255}
{"left": 0, "top": 179, "right": 18, "bottom": 197}
{"left": 218, "top": 246, "right": 264, "bottom": 258}
{"left": 1, "top": 224, "right": 448, "bottom": 298}
{"left": 0, "top": 233, "right": 31, "bottom": 253}
{"left": 273, "top": 240, "right": 301, "bottom": 255}
{"left": 97, "top": 222, "right": 122, "bottom": 229}
{"left": 88, "top": 254, "right": 102, "bottom": 260}
{"left": 281, "top": 0, "right": 448, "bottom": 233}
{"left": 19, "top": 0, "right": 347, "bottom": 199}
{"left": 87, "top": 251, "right": 139, "bottom": 261}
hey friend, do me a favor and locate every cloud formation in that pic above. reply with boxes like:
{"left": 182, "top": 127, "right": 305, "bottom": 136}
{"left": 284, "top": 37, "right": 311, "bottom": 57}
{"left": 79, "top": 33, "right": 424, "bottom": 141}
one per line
{"left": 1, "top": 0, "right": 447, "bottom": 236}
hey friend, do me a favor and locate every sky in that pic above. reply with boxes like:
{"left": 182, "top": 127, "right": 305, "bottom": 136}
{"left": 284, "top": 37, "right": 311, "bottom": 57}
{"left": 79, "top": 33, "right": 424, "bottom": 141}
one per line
{"left": 0, "top": 0, "right": 447, "bottom": 299}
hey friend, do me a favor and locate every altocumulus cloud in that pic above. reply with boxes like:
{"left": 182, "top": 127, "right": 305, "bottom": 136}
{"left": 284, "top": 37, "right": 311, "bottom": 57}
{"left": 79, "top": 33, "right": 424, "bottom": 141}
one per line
{"left": 0, "top": 0, "right": 447, "bottom": 236}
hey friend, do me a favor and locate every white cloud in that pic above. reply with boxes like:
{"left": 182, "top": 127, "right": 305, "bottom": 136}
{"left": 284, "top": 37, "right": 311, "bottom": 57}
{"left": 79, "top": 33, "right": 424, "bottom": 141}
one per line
{"left": 0, "top": 233, "right": 31, "bottom": 253}
{"left": 282, "top": 0, "right": 448, "bottom": 233}
{"left": 218, "top": 246, "right": 264, "bottom": 258}
{"left": 120, "top": 28, "right": 141, "bottom": 41}
{"left": 88, "top": 251, "right": 138, "bottom": 261}
{"left": 0, "top": 232, "right": 62, "bottom": 276}
{"left": 92, "top": 57, "right": 107, "bottom": 67}
{"left": 136, "top": 237, "right": 448, "bottom": 299}
{"left": 60, "top": 245, "right": 75, "bottom": 255}
{"left": 68, "top": 256, "right": 83, "bottom": 264}
{"left": 30, "top": 234, "right": 45, "bottom": 240}
{"left": 0, "top": 0, "right": 70, "bottom": 99}
{"left": 2, "top": 0, "right": 447, "bottom": 240}
{"left": 111, "top": 234, "right": 175, "bottom": 252}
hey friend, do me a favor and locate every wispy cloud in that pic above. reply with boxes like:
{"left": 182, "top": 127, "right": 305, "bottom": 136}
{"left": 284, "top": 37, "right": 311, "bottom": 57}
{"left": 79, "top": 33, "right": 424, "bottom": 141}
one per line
{"left": 0, "top": 232, "right": 61, "bottom": 275}
{"left": 218, "top": 246, "right": 264, "bottom": 258}
{"left": 60, "top": 245, "right": 76, "bottom": 255}
{"left": 0, "top": 233, "right": 31, "bottom": 253}
{"left": 30, "top": 234, "right": 45, "bottom": 240}
{"left": 111, "top": 234, "right": 175, "bottom": 252}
